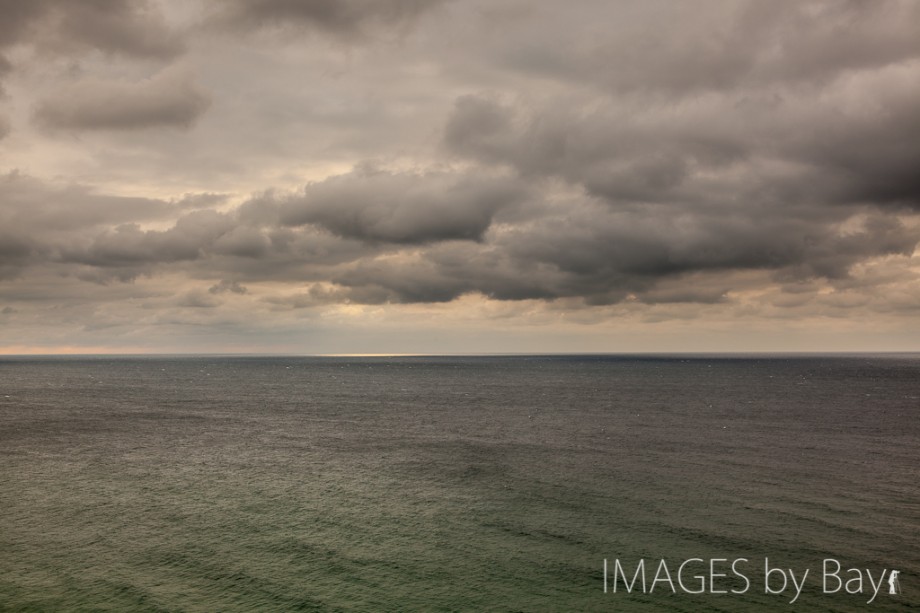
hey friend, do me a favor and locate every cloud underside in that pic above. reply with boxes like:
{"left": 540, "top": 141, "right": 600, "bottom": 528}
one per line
{"left": 1, "top": 0, "right": 919, "bottom": 330}
{"left": 2, "top": 162, "right": 917, "bottom": 310}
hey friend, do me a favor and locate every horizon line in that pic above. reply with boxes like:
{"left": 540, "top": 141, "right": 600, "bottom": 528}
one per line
{"left": 2, "top": 351, "right": 919, "bottom": 358}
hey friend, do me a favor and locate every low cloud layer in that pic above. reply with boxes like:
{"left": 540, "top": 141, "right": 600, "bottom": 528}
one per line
{"left": 263, "top": 167, "right": 529, "bottom": 244}
{"left": 1, "top": 0, "right": 918, "bottom": 352}
{"left": 34, "top": 68, "right": 211, "bottom": 132}
{"left": 0, "top": 0, "right": 183, "bottom": 60}
{"left": 0, "top": 0, "right": 184, "bottom": 100}
{"left": 209, "top": 0, "right": 448, "bottom": 38}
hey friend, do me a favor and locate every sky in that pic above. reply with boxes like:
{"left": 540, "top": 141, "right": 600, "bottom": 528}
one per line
{"left": 0, "top": 0, "right": 919, "bottom": 354}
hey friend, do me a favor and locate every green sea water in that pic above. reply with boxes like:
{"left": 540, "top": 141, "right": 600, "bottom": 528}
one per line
{"left": 1, "top": 355, "right": 918, "bottom": 611}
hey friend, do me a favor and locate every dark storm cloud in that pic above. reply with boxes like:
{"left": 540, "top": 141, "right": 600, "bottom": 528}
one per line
{"left": 33, "top": 68, "right": 211, "bottom": 132}
{"left": 498, "top": 205, "right": 916, "bottom": 288}
{"left": 210, "top": 0, "right": 448, "bottom": 38}
{"left": 3, "top": 161, "right": 917, "bottom": 308}
{"left": 256, "top": 167, "right": 530, "bottom": 244}
{"left": 327, "top": 242, "right": 564, "bottom": 304}
{"left": 444, "top": 71, "right": 920, "bottom": 210}
{"left": 314, "top": 201, "right": 917, "bottom": 306}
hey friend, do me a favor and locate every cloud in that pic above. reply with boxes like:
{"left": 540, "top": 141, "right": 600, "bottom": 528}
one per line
{"left": 3, "top": 164, "right": 917, "bottom": 311}
{"left": 469, "top": 1, "right": 920, "bottom": 95}
{"left": 0, "top": 171, "right": 177, "bottom": 231}
{"left": 0, "top": 231, "right": 36, "bottom": 280}
{"left": 177, "top": 289, "right": 222, "bottom": 308}
{"left": 64, "top": 210, "right": 236, "bottom": 268}
{"left": 33, "top": 67, "right": 211, "bottom": 132}
{"left": 0, "top": 170, "right": 191, "bottom": 279}
{"left": 209, "top": 279, "right": 248, "bottom": 295}
{"left": 261, "top": 166, "right": 530, "bottom": 244}
{"left": 0, "top": 0, "right": 183, "bottom": 59}
{"left": 2, "top": 0, "right": 920, "bottom": 352}
{"left": 0, "top": 172, "right": 245, "bottom": 281}
{"left": 312, "top": 202, "right": 917, "bottom": 307}
{"left": 209, "top": 0, "right": 448, "bottom": 38}
{"left": 0, "top": 0, "right": 185, "bottom": 101}
{"left": 443, "top": 63, "right": 920, "bottom": 210}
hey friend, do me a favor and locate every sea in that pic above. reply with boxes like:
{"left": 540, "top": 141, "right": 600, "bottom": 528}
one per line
{"left": 1, "top": 355, "right": 917, "bottom": 612}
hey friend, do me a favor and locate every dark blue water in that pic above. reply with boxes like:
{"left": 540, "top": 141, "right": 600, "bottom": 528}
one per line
{"left": 1, "top": 355, "right": 918, "bottom": 611}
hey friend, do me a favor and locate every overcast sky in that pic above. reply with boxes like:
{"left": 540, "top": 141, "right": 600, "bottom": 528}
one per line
{"left": 0, "top": 0, "right": 918, "bottom": 354}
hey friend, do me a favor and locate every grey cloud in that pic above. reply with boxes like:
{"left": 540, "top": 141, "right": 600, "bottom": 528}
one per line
{"left": 444, "top": 75, "right": 920, "bottom": 210}
{"left": 444, "top": 96, "right": 706, "bottom": 202}
{"left": 315, "top": 197, "right": 918, "bottom": 306}
{"left": 209, "top": 280, "right": 248, "bottom": 295}
{"left": 0, "top": 0, "right": 184, "bottom": 98}
{"left": 271, "top": 167, "right": 530, "bottom": 244}
{"left": 263, "top": 284, "right": 356, "bottom": 309}
{"left": 3, "top": 0, "right": 919, "bottom": 333}
{"left": 187, "top": 226, "right": 379, "bottom": 285}
{"left": 0, "top": 171, "right": 194, "bottom": 279}
{"left": 0, "top": 0, "right": 183, "bottom": 59}
{"left": 5, "top": 165, "right": 917, "bottom": 312}
{"left": 34, "top": 68, "right": 211, "bottom": 132}
{"left": 0, "top": 0, "right": 42, "bottom": 47}
{"left": 0, "top": 231, "right": 36, "bottom": 280}
{"left": 0, "top": 171, "right": 177, "bottom": 231}
{"left": 500, "top": 206, "right": 917, "bottom": 288}
{"left": 63, "top": 210, "right": 235, "bottom": 268}
{"left": 41, "top": 0, "right": 184, "bottom": 59}
{"left": 178, "top": 290, "right": 222, "bottom": 309}
{"left": 0, "top": 0, "right": 188, "bottom": 143}
{"left": 333, "top": 255, "right": 471, "bottom": 303}
{"left": 634, "top": 287, "right": 728, "bottom": 306}
{"left": 210, "top": 0, "right": 447, "bottom": 38}
{"left": 330, "top": 243, "right": 563, "bottom": 305}
{"left": 212, "top": 226, "right": 272, "bottom": 258}
{"left": 443, "top": 96, "right": 516, "bottom": 166}
{"left": 478, "top": 1, "right": 920, "bottom": 95}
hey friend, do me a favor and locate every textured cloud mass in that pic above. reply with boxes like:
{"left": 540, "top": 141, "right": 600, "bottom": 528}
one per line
{"left": 0, "top": 0, "right": 183, "bottom": 57}
{"left": 209, "top": 0, "right": 448, "bottom": 37}
{"left": 34, "top": 68, "right": 211, "bottom": 132}
{"left": 0, "top": 0, "right": 183, "bottom": 92}
{"left": 270, "top": 168, "right": 529, "bottom": 244}
{"left": 1, "top": 0, "right": 919, "bottom": 353}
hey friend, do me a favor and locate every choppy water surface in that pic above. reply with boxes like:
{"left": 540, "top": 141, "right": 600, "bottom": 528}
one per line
{"left": 1, "top": 355, "right": 918, "bottom": 611}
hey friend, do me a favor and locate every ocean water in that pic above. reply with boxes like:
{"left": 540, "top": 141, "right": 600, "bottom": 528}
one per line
{"left": 0, "top": 355, "right": 917, "bottom": 612}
